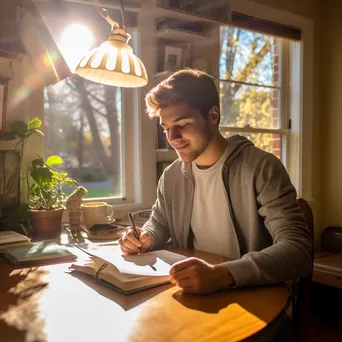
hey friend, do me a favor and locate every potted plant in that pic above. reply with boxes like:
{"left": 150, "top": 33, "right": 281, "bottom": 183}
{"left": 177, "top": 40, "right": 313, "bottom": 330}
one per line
{"left": 1, "top": 117, "right": 83, "bottom": 239}
{"left": 27, "top": 155, "right": 78, "bottom": 239}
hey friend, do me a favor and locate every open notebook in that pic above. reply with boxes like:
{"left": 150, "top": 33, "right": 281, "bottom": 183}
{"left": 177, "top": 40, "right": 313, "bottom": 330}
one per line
{"left": 69, "top": 247, "right": 187, "bottom": 295}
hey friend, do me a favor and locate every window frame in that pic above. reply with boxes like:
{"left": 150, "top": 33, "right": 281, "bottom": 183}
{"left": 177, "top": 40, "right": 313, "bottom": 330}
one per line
{"left": 230, "top": 0, "right": 314, "bottom": 201}
{"left": 218, "top": 33, "right": 291, "bottom": 163}
{"left": 43, "top": 72, "right": 135, "bottom": 206}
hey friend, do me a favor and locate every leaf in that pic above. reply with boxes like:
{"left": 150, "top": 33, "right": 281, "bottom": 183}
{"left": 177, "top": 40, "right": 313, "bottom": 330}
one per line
{"left": 29, "top": 184, "right": 40, "bottom": 196}
{"left": 8, "top": 120, "right": 28, "bottom": 137}
{"left": 31, "top": 168, "right": 53, "bottom": 184}
{"left": 57, "top": 172, "right": 68, "bottom": 180}
{"left": 63, "top": 177, "right": 76, "bottom": 185}
{"left": 50, "top": 170, "right": 59, "bottom": 177}
{"left": 31, "top": 158, "right": 45, "bottom": 168}
{"left": 27, "top": 117, "right": 42, "bottom": 130}
{"left": 45, "top": 155, "right": 63, "bottom": 166}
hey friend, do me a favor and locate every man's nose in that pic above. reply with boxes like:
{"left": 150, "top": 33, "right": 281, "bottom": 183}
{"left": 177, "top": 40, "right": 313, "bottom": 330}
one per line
{"left": 168, "top": 127, "right": 181, "bottom": 142}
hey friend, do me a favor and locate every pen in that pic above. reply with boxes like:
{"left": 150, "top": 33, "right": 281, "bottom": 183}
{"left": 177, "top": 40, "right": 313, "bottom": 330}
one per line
{"left": 128, "top": 212, "right": 143, "bottom": 254}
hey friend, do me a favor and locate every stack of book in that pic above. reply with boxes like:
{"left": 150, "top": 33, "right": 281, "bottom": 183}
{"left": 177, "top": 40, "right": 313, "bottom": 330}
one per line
{"left": 1, "top": 231, "right": 76, "bottom": 265}
{"left": 3, "top": 240, "right": 76, "bottom": 265}
{"left": 0, "top": 230, "right": 31, "bottom": 253}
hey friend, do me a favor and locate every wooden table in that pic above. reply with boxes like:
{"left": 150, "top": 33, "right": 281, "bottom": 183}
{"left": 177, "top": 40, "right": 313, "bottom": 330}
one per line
{"left": 0, "top": 248, "right": 289, "bottom": 342}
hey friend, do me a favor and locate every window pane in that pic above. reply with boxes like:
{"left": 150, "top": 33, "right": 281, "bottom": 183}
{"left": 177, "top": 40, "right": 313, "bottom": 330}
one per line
{"left": 220, "top": 82, "right": 280, "bottom": 129}
{"left": 219, "top": 26, "right": 280, "bottom": 87}
{"left": 44, "top": 78, "right": 123, "bottom": 199}
{"left": 222, "top": 132, "right": 282, "bottom": 160}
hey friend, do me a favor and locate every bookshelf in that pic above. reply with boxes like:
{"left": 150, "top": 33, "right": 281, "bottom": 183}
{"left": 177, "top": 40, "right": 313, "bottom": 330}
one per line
{"left": 155, "top": 27, "right": 210, "bottom": 42}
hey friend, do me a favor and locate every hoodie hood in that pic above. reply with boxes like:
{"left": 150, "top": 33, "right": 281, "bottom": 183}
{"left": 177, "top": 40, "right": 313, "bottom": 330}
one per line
{"left": 225, "top": 135, "right": 254, "bottom": 161}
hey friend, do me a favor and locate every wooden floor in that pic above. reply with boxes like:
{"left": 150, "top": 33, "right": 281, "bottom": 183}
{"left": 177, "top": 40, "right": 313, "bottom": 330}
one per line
{"left": 309, "top": 283, "right": 342, "bottom": 342}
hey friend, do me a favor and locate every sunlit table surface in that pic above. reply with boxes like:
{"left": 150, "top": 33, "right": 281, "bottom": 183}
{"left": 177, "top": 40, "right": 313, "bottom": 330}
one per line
{"left": 0, "top": 240, "right": 289, "bottom": 342}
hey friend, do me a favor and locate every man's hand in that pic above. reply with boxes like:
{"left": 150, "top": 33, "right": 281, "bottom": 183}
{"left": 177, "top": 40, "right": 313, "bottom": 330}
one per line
{"left": 169, "top": 257, "right": 235, "bottom": 294}
{"left": 119, "top": 227, "right": 151, "bottom": 255}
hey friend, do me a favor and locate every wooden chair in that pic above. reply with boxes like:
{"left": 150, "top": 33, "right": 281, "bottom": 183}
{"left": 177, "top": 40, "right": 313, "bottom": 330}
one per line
{"left": 289, "top": 198, "right": 314, "bottom": 342}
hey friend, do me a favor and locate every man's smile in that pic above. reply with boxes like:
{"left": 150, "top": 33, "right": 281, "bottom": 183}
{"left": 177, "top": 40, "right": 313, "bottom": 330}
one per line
{"left": 173, "top": 143, "right": 190, "bottom": 151}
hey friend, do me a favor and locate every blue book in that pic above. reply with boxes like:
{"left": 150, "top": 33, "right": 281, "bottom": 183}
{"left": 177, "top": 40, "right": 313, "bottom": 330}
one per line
{"left": 3, "top": 240, "right": 76, "bottom": 265}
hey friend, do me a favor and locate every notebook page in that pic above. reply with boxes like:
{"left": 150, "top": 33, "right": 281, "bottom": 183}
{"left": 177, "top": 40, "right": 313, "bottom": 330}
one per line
{"left": 77, "top": 247, "right": 187, "bottom": 277}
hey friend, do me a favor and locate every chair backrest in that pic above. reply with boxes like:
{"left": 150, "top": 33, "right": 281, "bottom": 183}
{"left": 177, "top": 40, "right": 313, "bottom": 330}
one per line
{"left": 292, "top": 197, "right": 314, "bottom": 341}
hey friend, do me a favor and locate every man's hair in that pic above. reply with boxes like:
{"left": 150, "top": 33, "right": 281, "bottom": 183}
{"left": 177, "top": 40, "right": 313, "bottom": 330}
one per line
{"left": 145, "top": 69, "right": 220, "bottom": 124}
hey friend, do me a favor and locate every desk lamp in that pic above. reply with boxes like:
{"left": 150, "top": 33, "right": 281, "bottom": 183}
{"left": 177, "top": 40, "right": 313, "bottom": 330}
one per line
{"left": 75, "top": 0, "right": 148, "bottom": 87}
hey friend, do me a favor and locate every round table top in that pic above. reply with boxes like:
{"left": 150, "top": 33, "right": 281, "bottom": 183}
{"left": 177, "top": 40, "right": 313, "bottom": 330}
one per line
{"left": 0, "top": 247, "right": 289, "bottom": 342}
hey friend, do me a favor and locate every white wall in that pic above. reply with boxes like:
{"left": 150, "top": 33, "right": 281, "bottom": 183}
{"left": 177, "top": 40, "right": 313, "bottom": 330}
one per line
{"left": 252, "top": 0, "right": 316, "bottom": 19}
{"left": 320, "top": 0, "right": 342, "bottom": 230}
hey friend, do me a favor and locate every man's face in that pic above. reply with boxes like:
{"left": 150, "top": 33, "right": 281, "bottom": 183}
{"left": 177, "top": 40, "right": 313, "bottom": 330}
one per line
{"left": 159, "top": 104, "right": 214, "bottom": 163}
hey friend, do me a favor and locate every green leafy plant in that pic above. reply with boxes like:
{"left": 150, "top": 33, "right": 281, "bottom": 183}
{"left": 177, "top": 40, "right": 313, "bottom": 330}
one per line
{"left": 0, "top": 118, "right": 44, "bottom": 232}
{"left": 0, "top": 117, "right": 43, "bottom": 203}
{"left": 27, "top": 155, "right": 78, "bottom": 210}
{"left": 3, "top": 117, "right": 44, "bottom": 159}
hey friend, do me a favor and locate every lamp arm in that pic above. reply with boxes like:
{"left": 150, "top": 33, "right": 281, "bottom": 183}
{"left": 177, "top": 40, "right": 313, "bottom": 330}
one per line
{"left": 96, "top": 7, "right": 120, "bottom": 29}
{"left": 94, "top": 0, "right": 126, "bottom": 30}
{"left": 120, "top": 0, "right": 125, "bottom": 29}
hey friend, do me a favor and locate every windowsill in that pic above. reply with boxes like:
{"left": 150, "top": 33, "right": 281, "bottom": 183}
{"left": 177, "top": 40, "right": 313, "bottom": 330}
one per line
{"left": 61, "top": 202, "right": 152, "bottom": 224}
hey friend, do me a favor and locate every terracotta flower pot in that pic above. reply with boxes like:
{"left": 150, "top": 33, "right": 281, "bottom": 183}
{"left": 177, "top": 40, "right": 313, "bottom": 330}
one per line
{"left": 30, "top": 208, "right": 64, "bottom": 240}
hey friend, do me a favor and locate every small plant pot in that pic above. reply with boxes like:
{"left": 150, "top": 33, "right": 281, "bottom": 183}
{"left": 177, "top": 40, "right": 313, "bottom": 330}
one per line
{"left": 30, "top": 208, "right": 64, "bottom": 240}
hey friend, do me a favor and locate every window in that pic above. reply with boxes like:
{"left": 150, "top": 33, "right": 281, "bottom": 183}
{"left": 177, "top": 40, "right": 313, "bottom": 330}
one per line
{"left": 42, "top": 17, "right": 138, "bottom": 204}
{"left": 219, "top": 26, "right": 289, "bottom": 161}
{"left": 44, "top": 78, "right": 124, "bottom": 200}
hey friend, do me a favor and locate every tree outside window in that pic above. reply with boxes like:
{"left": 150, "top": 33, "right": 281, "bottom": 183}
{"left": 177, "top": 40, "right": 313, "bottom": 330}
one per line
{"left": 44, "top": 76, "right": 123, "bottom": 199}
{"left": 219, "top": 27, "right": 286, "bottom": 160}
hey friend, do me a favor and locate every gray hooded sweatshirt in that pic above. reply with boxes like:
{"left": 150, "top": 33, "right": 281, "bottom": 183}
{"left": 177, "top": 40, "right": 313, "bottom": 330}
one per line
{"left": 143, "top": 135, "right": 312, "bottom": 287}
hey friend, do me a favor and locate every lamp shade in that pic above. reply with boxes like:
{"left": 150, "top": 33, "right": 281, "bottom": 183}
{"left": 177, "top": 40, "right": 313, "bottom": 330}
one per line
{"left": 75, "top": 29, "right": 148, "bottom": 87}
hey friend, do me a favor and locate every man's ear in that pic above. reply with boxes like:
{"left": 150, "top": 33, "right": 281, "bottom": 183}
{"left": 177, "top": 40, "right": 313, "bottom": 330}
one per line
{"left": 209, "top": 106, "right": 220, "bottom": 125}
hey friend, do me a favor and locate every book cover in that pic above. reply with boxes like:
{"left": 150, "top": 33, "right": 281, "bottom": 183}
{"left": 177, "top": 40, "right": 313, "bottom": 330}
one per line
{"left": 0, "top": 231, "right": 30, "bottom": 245}
{"left": 0, "top": 240, "right": 32, "bottom": 254}
{"left": 3, "top": 240, "right": 76, "bottom": 265}
{"left": 0, "top": 231, "right": 31, "bottom": 254}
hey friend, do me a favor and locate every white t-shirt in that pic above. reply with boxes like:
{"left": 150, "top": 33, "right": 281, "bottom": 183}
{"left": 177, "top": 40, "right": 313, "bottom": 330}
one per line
{"left": 191, "top": 146, "right": 240, "bottom": 260}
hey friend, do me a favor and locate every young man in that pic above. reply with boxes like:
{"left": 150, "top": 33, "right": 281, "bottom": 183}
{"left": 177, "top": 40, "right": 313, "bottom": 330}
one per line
{"left": 119, "top": 69, "right": 312, "bottom": 294}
